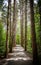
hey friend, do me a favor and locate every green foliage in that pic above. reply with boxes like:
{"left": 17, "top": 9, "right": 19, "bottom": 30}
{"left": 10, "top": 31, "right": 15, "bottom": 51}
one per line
{"left": 16, "top": 34, "right": 20, "bottom": 44}
{"left": 27, "top": 25, "right": 32, "bottom": 53}
{"left": 0, "top": 22, "right": 6, "bottom": 57}
{"left": 0, "top": 0, "right": 4, "bottom": 9}
{"left": 34, "top": 5, "right": 41, "bottom": 52}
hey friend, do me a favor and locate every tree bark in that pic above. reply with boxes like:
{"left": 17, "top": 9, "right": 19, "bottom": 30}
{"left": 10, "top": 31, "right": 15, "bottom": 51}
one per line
{"left": 38, "top": 0, "right": 41, "bottom": 49}
{"left": 9, "top": 0, "right": 12, "bottom": 52}
{"left": 12, "top": 0, "right": 16, "bottom": 47}
{"left": 20, "top": 0, "right": 24, "bottom": 47}
{"left": 30, "top": 0, "right": 38, "bottom": 64}
{"left": 25, "top": 0, "right": 27, "bottom": 51}
{"left": 6, "top": 0, "right": 10, "bottom": 58}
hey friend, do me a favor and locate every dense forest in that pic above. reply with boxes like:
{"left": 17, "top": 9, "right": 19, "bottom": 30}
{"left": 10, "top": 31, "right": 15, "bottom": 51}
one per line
{"left": 0, "top": 0, "right": 41, "bottom": 65}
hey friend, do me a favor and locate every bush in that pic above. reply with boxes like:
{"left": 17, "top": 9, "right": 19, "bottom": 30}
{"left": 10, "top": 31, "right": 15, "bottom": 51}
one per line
{"left": 16, "top": 34, "right": 20, "bottom": 44}
{"left": 0, "top": 22, "right": 6, "bottom": 57}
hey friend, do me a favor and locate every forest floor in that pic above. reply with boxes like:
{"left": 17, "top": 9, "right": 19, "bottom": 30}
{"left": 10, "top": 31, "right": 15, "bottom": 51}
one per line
{"left": 0, "top": 45, "right": 39, "bottom": 65}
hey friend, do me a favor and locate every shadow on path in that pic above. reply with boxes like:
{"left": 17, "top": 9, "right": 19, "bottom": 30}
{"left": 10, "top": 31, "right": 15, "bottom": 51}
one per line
{"left": 0, "top": 45, "right": 33, "bottom": 65}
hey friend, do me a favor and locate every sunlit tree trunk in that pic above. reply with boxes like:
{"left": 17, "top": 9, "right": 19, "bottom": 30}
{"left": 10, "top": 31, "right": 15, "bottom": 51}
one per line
{"left": 20, "top": 0, "right": 24, "bottom": 47}
{"left": 6, "top": 0, "right": 10, "bottom": 58}
{"left": 30, "top": 0, "right": 38, "bottom": 64}
{"left": 25, "top": 0, "right": 27, "bottom": 51}
{"left": 12, "top": 0, "right": 16, "bottom": 47}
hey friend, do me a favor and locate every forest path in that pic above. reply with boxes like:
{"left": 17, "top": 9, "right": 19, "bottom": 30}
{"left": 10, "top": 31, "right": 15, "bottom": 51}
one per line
{"left": 0, "top": 45, "right": 33, "bottom": 65}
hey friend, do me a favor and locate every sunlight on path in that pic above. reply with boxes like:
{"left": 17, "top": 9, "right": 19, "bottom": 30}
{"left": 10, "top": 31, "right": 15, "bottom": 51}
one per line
{"left": 6, "top": 45, "right": 32, "bottom": 61}
{"left": 0, "top": 45, "right": 33, "bottom": 65}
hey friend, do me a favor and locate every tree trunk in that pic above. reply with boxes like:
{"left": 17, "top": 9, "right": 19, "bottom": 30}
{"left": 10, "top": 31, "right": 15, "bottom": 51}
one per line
{"left": 12, "top": 0, "right": 16, "bottom": 47}
{"left": 9, "top": 0, "right": 12, "bottom": 52}
{"left": 20, "top": 0, "right": 24, "bottom": 47}
{"left": 25, "top": 0, "right": 27, "bottom": 51}
{"left": 6, "top": 0, "right": 10, "bottom": 58}
{"left": 30, "top": 0, "right": 38, "bottom": 64}
{"left": 38, "top": 0, "right": 41, "bottom": 50}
